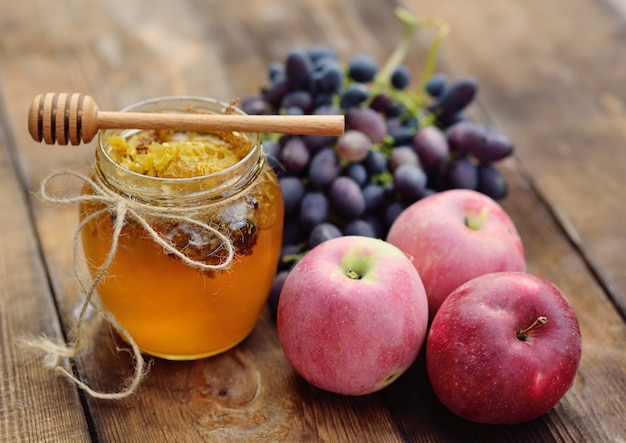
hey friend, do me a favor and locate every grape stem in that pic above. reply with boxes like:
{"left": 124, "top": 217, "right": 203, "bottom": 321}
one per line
{"left": 373, "top": 8, "right": 419, "bottom": 90}
{"left": 414, "top": 17, "right": 450, "bottom": 96}
{"left": 370, "top": 8, "right": 450, "bottom": 122}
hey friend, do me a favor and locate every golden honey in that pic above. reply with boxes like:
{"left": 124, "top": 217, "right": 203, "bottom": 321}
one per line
{"left": 79, "top": 97, "right": 283, "bottom": 360}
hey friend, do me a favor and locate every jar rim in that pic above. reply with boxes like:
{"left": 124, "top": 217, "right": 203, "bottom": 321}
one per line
{"left": 97, "top": 96, "right": 261, "bottom": 185}
{"left": 94, "top": 96, "right": 264, "bottom": 205}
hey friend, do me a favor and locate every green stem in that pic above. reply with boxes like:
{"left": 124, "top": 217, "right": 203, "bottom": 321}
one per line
{"left": 370, "top": 8, "right": 450, "bottom": 122}
{"left": 346, "top": 269, "right": 362, "bottom": 280}
{"left": 373, "top": 8, "right": 419, "bottom": 92}
{"left": 464, "top": 205, "right": 489, "bottom": 230}
{"left": 415, "top": 16, "right": 450, "bottom": 96}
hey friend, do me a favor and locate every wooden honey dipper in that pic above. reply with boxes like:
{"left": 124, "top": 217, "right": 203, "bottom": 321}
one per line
{"left": 28, "top": 93, "right": 346, "bottom": 145}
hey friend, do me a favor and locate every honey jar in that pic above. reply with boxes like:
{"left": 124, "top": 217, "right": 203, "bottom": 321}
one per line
{"left": 78, "top": 97, "right": 284, "bottom": 360}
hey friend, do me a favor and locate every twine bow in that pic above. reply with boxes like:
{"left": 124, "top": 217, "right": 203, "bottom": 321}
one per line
{"left": 19, "top": 171, "right": 235, "bottom": 399}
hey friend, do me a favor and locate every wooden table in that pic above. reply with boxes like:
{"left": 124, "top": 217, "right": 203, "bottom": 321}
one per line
{"left": 1, "top": 0, "right": 625, "bottom": 441}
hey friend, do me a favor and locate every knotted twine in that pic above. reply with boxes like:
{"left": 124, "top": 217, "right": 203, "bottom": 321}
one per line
{"left": 19, "top": 171, "right": 235, "bottom": 399}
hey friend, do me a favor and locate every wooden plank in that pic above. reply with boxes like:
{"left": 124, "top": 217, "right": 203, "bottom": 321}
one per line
{"left": 65, "top": 1, "right": 410, "bottom": 440}
{"left": 397, "top": 1, "right": 626, "bottom": 439}
{"left": 0, "top": 0, "right": 624, "bottom": 441}
{"left": 402, "top": 0, "right": 626, "bottom": 317}
{"left": 0, "top": 97, "right": 91, "bottom": 440}
{"left": 163, "top": 1, "right": 626, "bottom": 441}
{"left": 500, "top": 161, "right": 626, "bottom": 441}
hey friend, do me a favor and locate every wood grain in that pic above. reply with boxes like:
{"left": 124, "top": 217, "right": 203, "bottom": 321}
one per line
{"left": 0, "top": 0, "right": 625, "bottom": 441}
{"left": 0, "top": 93, "right": 91, "bottom": 441}
{"left": 404, "top": 0, "right": 626, "bottom": 318}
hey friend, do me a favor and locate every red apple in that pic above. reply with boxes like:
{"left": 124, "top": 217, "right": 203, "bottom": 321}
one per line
{"left": 277, "top": 236, "right": 429, "bottom": 395}
{"left": 386, "top": 188, "right": 526, "bottom": 318}
{"left": 426, "top": 272, "right": 582, "bottom": 424}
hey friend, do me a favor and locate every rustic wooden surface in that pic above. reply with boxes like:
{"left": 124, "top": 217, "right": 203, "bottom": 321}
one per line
{"left": 1, "top": 0, "right": 625, "bottom": 441}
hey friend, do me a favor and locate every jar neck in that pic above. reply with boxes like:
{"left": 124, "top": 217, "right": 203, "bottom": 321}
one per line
{"left": 93, "top": 97, "right": 264, "bottom": 207}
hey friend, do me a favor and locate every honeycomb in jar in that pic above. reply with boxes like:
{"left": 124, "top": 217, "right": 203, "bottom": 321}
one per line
{"left": 105, "top": 129, "right": 252, "bottom": 178}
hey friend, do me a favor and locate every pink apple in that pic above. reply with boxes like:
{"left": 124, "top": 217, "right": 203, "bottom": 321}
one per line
{"left": 426, "top": 272, "right": 582, "bottom": 424}
{"left": 386, "top": 188, "right": 526, "bottom": 318}
{"left": 277, "top": 236, "right": 429, "bottom": 395}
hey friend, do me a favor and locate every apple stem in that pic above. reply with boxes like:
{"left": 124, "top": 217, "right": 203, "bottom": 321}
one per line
{"left": 516, "top": 316, "right": 548, "bottom": 341}
{"left": 464, "top": 205, "right": 489, "bottom": 230}
{"left": 346, "top": 269, "right": 362, "bottom": 280}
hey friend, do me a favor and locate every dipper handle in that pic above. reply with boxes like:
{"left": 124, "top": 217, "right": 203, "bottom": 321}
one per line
{"left": 28, "top": 93, "right": 345, "bottom": 145}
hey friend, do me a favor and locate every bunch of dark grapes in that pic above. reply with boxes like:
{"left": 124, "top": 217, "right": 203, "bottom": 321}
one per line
{"left": 240, "top": 45, "right": 515, "bottom": 316}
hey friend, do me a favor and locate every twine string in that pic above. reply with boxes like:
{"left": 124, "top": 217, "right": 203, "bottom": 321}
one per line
{"left": 18, "top": 171, "right": 235, "bottom": 399}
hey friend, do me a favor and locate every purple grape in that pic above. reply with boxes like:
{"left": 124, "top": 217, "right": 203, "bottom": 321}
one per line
{"left": 285, "top": 49, "right": 313, "bottom": 90}
{"left": 335, "top": 130, "right": 372, "bottom": 163}
{"left": 340, "top": 83, "right": 370, "bottom": 109}
{"left": 262, "top": 78, "right": 289, "bottom": 108}
{"left": 308, "top": 223, "right": 343, "bottom": 249}
{"left": 405, "top": 116, "right": 419, "bottom": 129}
{"left": 363, "top": 150, "right": 388, "bottom": 175}
{"left": 282, "top": 217, "right": 305, "bottom": 245}
{"left": 240, "top": 95, "right": 268, "bottom": 115}
{"left": 313, "top": 104, "right": 342, "bottom": 116}
{"left": 308, "top": 71, "right": 324, "bottom": 95}
{"left": 284, "top": 107, "right": 304, "bottom": 116}
{"left": 343, "top": 219, "right": 376, "bottom": 238}
{"left": 382, "top": 183, "right": 396, "bottom": 200}
{"left": 369, "top": 94, "right": 393, "bottom": 115}
{"left": 268, "top": 270, "right": 290, "bottom": 320}
{"left": 363, "top": 183, "right": 385, "bottom": 211}
{"left": 308, "top": 148, "right": 340, "bottom": 189}
{"left": 386, "top": 101, "right": 406, "bottom": 119}
{"left": 302, "top": 135, "right": 336, "bottom": 154}
{"left": 472, "top": 126, "right": 514, "bottom": 162}
{"left": 314, "top": 93, "right": 333, "bottom": 108}
{"left": 430, "top": 77, "right": 478, "bottom": 123}
{"left": 280, "top": 176, "right": 306, "bottom": 215}
{"left": 388, "top": 124, "right": 417, "bottom": 146}
{"left": 281, "top": 90, "right": 314, "bottom": 114}
{"left": 346, "top": 108, "right": 387, "bottom": 143}
{"left": 424, "top": 165, "right": 446, "bottom": 192}
{"left": 319, "top": 61, "right": 344, "bottom": 94}
{"left": 384, "top": 201, "right": 407, "bottom": 227}
{"left": 268, "top": 61, "right": 284, "bottom": 82}
{"left": 281, "top": 137, "right": 310, "bottom": 172}
{"left": 262, "top": 139, "right": 281, "bottom": 171}
{"left": 346, "top": 163, "right": 368, "bottom": 187}
{"left": 413, "top": 126, "right": 450, "bottom": 167}
{"left": 348, "top": 53, "right": 379, "bottom": 82}
{"left": 389, "top": 146, "right": 419, "bottom": 172}
{"left": 393, "top": 163, "right": 427, "bottom": 201}
{"left": 307, "top": 45, "right": 337, "bottom": 63}
{"left": 447, "top": 155, "right": 478, "bottom": 190}
{"left": 425, "top": 73, "right": 447, "bottom": 97}
{"left": 328, "top": 177, "right": 366, "bottom": 220}
{"left": 299, "top": 192, "right": 329, "bottom": 230}
{"left": 386, "top": 117, "right": 403, "bottom": 133}
{"left": 391, "top": 65, "right": 412, "bottom": 90}
{"left": 362, "top": 213, "right": 385, "bottom": 238}
{"left": 444, "top": 112, "right": 468, "bottom": 127}
{"left": 447, "top": 121, "right": 487, "bottom": 153}
{"left": 478, "top": 164, "right": 508, "bottom": 199}
{"left": 422, "top": 188, "right": 437, "bottom": 199}
{"left": 314, "top": 59, "right": 337, "bottom": 74}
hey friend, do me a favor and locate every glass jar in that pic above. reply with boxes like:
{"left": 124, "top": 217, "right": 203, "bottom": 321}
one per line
{"left": 78, "top": 97, "right": 284, "bottom": 360}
